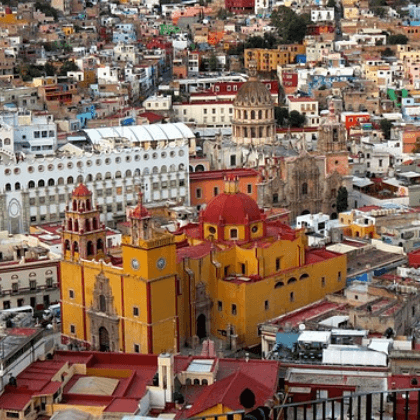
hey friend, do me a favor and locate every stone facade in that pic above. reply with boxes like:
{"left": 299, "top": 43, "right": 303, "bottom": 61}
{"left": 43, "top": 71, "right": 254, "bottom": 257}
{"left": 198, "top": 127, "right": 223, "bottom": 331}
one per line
{"left": 257, "top": 105, "right": 352, "bottom": 221}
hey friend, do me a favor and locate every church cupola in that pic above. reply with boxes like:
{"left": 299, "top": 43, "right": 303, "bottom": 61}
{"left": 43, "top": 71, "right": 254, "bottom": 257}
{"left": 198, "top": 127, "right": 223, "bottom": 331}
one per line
{"left": 62, "top": 183, "right": 106, "bottom": 261}
{"left": 128, "top": 193, "right": 154, "bottom": 245}
{"left": 200, "top": 176, "right": 266, "bottom": 242}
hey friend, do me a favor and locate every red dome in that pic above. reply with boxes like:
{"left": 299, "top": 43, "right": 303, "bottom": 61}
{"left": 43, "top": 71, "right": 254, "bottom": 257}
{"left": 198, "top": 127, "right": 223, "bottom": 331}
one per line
{"left": 131, "top": 204, "right": 150, "bottom": 219}
{"left": 72, "top": 183, "right": 92, "bottom": 197}
{"left": 202, "top": 192, "right": 262, "bottom": 225}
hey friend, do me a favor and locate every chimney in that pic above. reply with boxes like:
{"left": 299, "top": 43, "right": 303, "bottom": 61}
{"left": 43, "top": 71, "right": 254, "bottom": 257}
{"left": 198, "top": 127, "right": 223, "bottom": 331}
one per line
{"left": 158, "top": 353, "right": 175, "bottom": 403}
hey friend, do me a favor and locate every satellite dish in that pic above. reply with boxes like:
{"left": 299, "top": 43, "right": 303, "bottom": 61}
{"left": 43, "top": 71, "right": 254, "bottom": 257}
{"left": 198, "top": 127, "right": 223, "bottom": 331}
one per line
{"left": 299, "top": 323, "right": 306, "bottom": 331}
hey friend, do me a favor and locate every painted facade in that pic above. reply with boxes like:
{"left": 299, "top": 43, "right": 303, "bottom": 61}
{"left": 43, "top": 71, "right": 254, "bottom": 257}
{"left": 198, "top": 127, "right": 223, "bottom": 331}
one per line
{"left": 61, "top": 176, "right": 347, "bottom": 353}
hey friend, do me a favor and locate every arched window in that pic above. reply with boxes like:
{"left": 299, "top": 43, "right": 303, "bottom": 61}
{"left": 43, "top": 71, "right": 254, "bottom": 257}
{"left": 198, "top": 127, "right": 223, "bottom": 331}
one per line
{"left": 48, "top": 178, "right": 55, "bottom": 186}
{"left": 65, "top": 240, "right": 70, "bottom": 251}
{"left": 99, "top": 295, "right": 106, "bottom": 312}
{"left": 186, "top": 378, "right": 192, "bottom": 385}
{"left": 152, "top": 166, "right": 159, "bottom": 174}
{"left": 86, "top": 199, "right": 91, "bottom": 211}
{"left": 230, "top": 229, "right": 238, "bottom": 239}
{"left": 67, "top": 218, "right": 72, "bottom": 231}
{"left": 115, "top": 171, "right": 122, "bottom": 178}
{"left": 287, "top": 277, "right": 297, "bottom": 284}
{"left": 96, "top": 173, "right": 102, "bottom": 181}
{"left": 302, "top": 183, "right": 308, "bottom": 195}
{"left": 77, "top": 175, "right": 83, "bottom": 184}
{"left": 28, "top": 181, "right": 35, "bottom": 189}
{"left": 169, "top": 164, "right": 176, "bottom": 172}
{"left": 72, "top": 200, "right": 77, "bottom": 211}
{"left": 93, "top": 218, "right": 98, "bottom": 230}
{"left": 5, "top": 183, "right": 11, "bottom": 192}
{"left": 179, "top": 164, "right": 185, "bottom": 171}
{"left": 85, "top": 219, "right": 91, "bottom": 232}
{"left": 299, "top": 273, "right": 309, "bottom": 281}
{"left": 161, "top": 165, "right": 167, "bottom": 173}
{"left": 202, "top": 379, "right": 208, "bottom": 385}
{"left": 38, "top": 180, "right": 45, "bottom": 187}
{"left": 86, "top": 174, "right": 93, "bottom": 182}
{"left": 58, "top": 178, "right": 64, "bottom": 185}
{"left": 274, "top": 281, "right": 284, "bottom": 289}
{"left": 87, "top": 241, "right": 94, "bottom": 255}
{"left": 258, "top": 110, "right": 262, "bottom": 119}
{"left": 193, "top": 379, "right": 200, "bottom": 385}
{"left": 67, "top": 176, "right": 74, "bottom": 184}
{"left": 244, "top": 110, "right": 248, "bottom": 119}
{"left": 251, "top": 110, "right": 255, "bottom": 119}
{"left": 73, "top": 241, "right": 79, "bottom": 253}
{"left": 105, "top": 172, "right": 111, "bottom": 179}
{"left": 74, "top": 219, "right": 79, "bottom": 232}
{"left": 134, "top": 169, "right": 141, "bottom": 177}
{"left": 126, "top": 170, "right": 132, "bottom": 177}
{"left": 97, "top": 238, "right": 104, "bottom": 252}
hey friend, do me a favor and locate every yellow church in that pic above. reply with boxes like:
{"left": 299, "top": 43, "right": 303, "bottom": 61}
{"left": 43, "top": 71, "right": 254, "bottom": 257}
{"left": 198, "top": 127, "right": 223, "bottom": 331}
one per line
{"left": 61, "top": 177, "right": 346, "bottom": 354}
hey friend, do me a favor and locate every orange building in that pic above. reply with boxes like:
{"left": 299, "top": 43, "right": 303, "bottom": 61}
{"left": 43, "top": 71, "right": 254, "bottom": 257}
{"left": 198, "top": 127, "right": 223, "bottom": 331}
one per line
{"left": 189, "top": 168, "right": 262, "bottom": 210}
{"left": 402, "top": 127, "right": 420, "bottom": 153}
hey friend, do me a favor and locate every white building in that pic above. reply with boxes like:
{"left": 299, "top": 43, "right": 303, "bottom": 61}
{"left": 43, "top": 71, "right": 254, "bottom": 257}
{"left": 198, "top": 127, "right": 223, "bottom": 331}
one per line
{"left": 173, "top": 101, "right": 233, "bottom": 127}
{"left": 0, "top": 110, "right": 57, "bottom": 156}
{"left": 143, "top": 95, "right": 172, "bottom": 112}
{"left": 311, "top": 7, "right": 335, "bottom": 22}
{"left": 0, "top": 231, "right": 61, "bottom": 310}
{"left": 0, "top": 123, "right": 193, "bottom": 232}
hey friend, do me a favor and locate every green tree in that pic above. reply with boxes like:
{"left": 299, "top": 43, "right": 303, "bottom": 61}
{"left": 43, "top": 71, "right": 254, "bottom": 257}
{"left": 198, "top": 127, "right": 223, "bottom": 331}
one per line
{"left": 326, "top": 0, "right": 335, "bottom": 7}
{"left": 34, "top": 1, "right": 59, "bottom": 20}
{"left": 208, "top": 53, "right": 218, "bottom": 71}
{"left": 289, "top": 110, "right": 306, "bottom": 127}
{"left": 380, "top": 118, "right": 393, "bottom": 139}
{"left": 244, "top": 36, "right": 266, "bottom": 49}
{"left": 382, "top": 47, "right": 394, "bottom": 57}
{"left": 388, "top": 34, "right": 408, "bottom": 45}
{"left": 44, "top": 62, "right": 55, "bottom": 76}
{"left": 275, "top": 107, "right": 289, "bottom": 127}
{"left": 59, "top": 60, "right": 79, "bottom": 76}
{"left": 270, "top": 6, "right": 310, "bottom": 44}
{"left": 336, "top": 186, "right": 348, "bottom": 213}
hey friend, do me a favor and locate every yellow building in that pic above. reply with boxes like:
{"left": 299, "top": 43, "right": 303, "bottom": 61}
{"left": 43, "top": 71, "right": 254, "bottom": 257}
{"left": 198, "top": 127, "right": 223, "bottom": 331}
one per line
{"left": 61, "top": 178, "right": 346, "bottom": 353}
{"left": 245, "top": 45, "right": 306, "bottom": 71}
{"left": 339, "top": 210, "right": 378, "bottom": 239}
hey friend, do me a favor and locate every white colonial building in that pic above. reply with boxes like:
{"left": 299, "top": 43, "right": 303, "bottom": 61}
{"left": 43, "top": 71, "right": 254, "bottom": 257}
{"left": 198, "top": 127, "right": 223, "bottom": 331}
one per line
{"left": 0, "top": 123, "right": 193, "bottom": 232}
{"left": 173, "top": 101, "right": 233, "bottom": 127}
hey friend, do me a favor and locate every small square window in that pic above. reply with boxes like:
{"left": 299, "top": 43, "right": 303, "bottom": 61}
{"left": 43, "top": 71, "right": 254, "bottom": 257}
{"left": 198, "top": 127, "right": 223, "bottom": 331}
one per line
{"left": 322, "top": 277, "right": 326, "bottom": 287}
{"left": 338, "top": 272, "right": 342, "bottom": 282}
{"left": 218, "top": 301, "right": 223, "bottom": 311}
{"left": 133, "top": 306, "right": 139, "bottom": 317}
{"left": 232, "top": 304, "right": 237, "bottom": 315}
{"left": 69, "top": 289, "right": 74, "bottom": 299}
{"left": 70, "top": 324, "right": 76, "bottom": 334}
{"left": 134, "top": 344, "right": 140, "bottom": 353}
{"left": 265, "top": 300, "right": 269, "bottom": 310}
{"left": 196, "top": 188, "right": 202, "bottom": 199}
{"left": 290, "top": 292, "right": 294, "bottom": 302}
{"left": 247, "top": 184, "right": 252, "bottom": 194}
{"left": 276, "top": 258, "right": 281, "bottom": 271}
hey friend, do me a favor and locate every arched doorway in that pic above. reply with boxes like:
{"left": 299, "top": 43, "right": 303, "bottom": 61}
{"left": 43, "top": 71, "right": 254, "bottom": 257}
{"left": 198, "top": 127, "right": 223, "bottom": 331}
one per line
{"left": 196, "top": 314, "right": 207, "bottom": 340}
{"left": 99, "top": 326, "right": 110, "bottom": 352}
{"left": 331, "top": 212, "right": 338, "bottom": 220}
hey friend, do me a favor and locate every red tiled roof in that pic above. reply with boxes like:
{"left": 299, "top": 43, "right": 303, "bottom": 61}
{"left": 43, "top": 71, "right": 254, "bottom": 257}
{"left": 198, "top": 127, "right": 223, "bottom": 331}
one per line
{"left": 184, "top": 370, "right": 273, "bottom": 418}
{"left": 139, "top": 111, "right": 165, "bottom": 124}
{"left": 176, "top": 241, "right": 213, "bottom": 263}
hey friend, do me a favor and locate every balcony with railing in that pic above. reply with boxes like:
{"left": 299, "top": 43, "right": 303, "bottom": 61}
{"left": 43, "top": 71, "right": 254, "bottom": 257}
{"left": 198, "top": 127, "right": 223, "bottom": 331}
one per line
{"left": 189, "top": 388, "right": 420, "bottom": 420}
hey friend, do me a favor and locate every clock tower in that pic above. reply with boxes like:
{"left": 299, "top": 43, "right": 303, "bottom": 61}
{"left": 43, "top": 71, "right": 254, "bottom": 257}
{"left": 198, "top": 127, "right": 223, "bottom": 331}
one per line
{"left": 122, "top": 193, "right": 179, "bottom": 354}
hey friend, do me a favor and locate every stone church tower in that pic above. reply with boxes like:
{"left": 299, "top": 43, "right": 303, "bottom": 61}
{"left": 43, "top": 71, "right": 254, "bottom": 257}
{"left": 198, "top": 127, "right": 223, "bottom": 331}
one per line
{"left": 232, "top": 60, "right": 276, "bottom": 145}
{"left": 258, "top": 100, "right": 352, "bottom": 221}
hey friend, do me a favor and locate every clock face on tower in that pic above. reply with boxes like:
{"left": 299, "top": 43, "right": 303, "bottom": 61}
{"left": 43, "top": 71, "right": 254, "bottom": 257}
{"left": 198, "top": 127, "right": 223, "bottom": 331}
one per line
{"left": 131, "top": 258, "right": 140, "bottom": 270}
{"left": 156, "top": 257, "right": 166, "bottom": 270}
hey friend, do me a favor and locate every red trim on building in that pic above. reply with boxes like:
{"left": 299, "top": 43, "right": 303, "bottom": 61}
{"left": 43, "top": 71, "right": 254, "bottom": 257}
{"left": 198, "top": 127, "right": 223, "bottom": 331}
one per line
{"left": 58, "top": 262, "right": 63, "bottom": 335}
{"left": 147, "top": 282, "right": 153, "bottom": 354}
{"left": 121, "top": 275, "right": 126, "bottom": 352}
{"left": 81, "top": 267, "right": 87, "bottom": 342}
{"left": 175, "top": 277, "right": 180, "bottom": 352}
